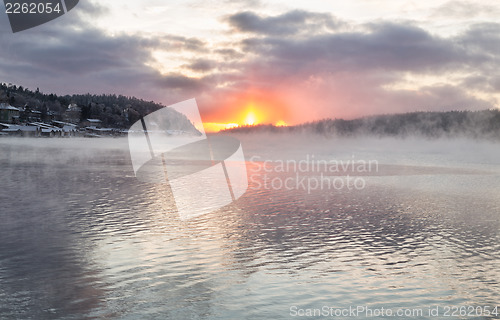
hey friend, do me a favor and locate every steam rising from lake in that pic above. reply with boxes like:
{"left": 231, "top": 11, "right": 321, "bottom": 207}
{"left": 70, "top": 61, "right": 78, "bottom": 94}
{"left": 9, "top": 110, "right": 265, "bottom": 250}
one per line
{"left": 0, "top": 135, "right": 499, "bottom": 319}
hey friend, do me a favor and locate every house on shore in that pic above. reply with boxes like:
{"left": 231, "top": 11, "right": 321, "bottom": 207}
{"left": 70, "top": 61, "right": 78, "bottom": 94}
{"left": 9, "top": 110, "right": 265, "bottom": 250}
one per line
{"left": 81, "top": 118, "right": 102, "bottom": 128}
{"left": 0, "top": 104, "right": 20, "bottom": 124}
{"left": 0, "top": 123, "right": 40, "bottom": 137}
{"left": 19, "top": 106, "right": 42, "bottom": 122}
{"left": 64, "top": 104, "right": 81, "bottom": 123}
{"left": 28, "top": 122, "right": 64, "bottom": 137}
{"left": 52, "top": 120, "right": 79, "bottom": 136}
{"left": 0, "top": 115, "right": 122, "bottom": 138}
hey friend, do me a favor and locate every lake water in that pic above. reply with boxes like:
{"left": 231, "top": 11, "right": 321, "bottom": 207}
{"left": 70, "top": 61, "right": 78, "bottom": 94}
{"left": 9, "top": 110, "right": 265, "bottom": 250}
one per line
{"left": 0, "top": 135, "right": 499, "bottom": 319}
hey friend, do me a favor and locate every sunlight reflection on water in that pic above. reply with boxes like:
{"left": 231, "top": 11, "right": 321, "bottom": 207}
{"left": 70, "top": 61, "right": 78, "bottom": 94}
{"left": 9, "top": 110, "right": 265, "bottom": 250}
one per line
{"left": 0, "top": 137, "right": 499, "bottom": 319}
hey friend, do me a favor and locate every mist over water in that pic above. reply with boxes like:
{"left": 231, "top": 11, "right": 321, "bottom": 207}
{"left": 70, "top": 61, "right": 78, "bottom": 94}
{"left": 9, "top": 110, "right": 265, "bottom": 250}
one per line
{"left": 0, "top": 135, "right": 499, "bottom": 319}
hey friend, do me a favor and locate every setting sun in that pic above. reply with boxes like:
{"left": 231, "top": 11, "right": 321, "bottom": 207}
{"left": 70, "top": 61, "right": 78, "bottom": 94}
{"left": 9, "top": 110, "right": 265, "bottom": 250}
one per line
{"left": 201, "top": 92, "right": 290, "bottom": 131}
{"left": 244, "top": 111, "right": 257, "bottom": 126}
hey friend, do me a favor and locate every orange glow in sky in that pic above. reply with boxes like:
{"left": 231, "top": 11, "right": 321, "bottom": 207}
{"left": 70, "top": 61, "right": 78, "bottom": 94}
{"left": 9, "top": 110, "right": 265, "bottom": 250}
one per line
{"left": 201, "top": 90, "right": 290, "bottom": 132}
{"left": 202, "top": 122, "right": 239, "bottom": 132}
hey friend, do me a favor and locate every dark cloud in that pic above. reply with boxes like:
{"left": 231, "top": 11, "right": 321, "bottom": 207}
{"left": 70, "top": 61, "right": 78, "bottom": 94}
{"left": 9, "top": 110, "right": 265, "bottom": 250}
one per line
{"left": 214, "top": 48, "right": 244, "bottom": 59}
{"left": 160, "top": 35, "right": 208, "bottom": 53}
{"left": 183, "top": 59, "right": 216, "bottom": 72}
{"left": 0, "top": 1, "right": 209, "bottom": 104}
{"left": 458, "top": 23, "right": 500, "bottom": 58}
{"left": 240, "top": 22, "right": 473, "bottom": 75}
{"left": 156, "top": 74, "right": 206, "bottom": 91}
{"left": 0, "top": 30, "right": 157, "bottom": 75}
{"left": 203, "top": 15, "right": 500, "bottom": 119}
{"left": 462, "top": 75, "right": 500, "bottom": 92}
{"left": 1, "top": 5, "right": 498, "bottom": 122}
{"left": 226, "top": 10, "right": 343, "bottom": 36}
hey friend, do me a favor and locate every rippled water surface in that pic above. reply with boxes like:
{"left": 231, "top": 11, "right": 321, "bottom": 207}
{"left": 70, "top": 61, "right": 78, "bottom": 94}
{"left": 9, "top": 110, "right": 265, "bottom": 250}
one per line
{"left": 0, "top": 136, "right": 499, "bottom": 319}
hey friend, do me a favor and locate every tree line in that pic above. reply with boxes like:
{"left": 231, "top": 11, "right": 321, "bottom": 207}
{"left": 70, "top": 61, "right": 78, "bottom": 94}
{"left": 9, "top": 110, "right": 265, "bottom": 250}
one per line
{"left": 226, "top": 109, "right": 500, "bottom": 139}
{"left": 0, "top": 83, "right": 196, "bottom": 132}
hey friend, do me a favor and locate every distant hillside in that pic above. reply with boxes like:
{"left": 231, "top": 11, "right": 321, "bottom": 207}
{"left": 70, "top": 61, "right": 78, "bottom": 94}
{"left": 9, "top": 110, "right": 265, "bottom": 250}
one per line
{"left": 226, "top": 110, "right": 500, "bottom": 139}
{"left": 0, "top": 82, "right": 198, "bottom": 132}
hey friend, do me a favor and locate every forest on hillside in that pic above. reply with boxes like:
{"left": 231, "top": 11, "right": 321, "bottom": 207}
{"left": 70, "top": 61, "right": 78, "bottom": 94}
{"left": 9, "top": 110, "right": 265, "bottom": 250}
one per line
{"left": 3, "top": 82, "right": 500, "bottom": 139}
{"left": 227, "top": 109, "right": 500, "bottom": 139}
{"left": 0, "top": 83, "right": 196, "bottom": 132}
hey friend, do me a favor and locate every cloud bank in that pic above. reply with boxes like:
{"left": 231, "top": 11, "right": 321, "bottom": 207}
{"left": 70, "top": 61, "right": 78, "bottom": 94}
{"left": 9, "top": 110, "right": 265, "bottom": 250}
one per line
{"left": 0, "top": 1, "right": 498, "bottom": 124}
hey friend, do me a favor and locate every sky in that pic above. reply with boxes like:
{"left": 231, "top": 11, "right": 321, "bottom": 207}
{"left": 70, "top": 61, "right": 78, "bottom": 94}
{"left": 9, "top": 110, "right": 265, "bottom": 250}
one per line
{"left": 0, "top": 0, "right": 499, "bottom": 129}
